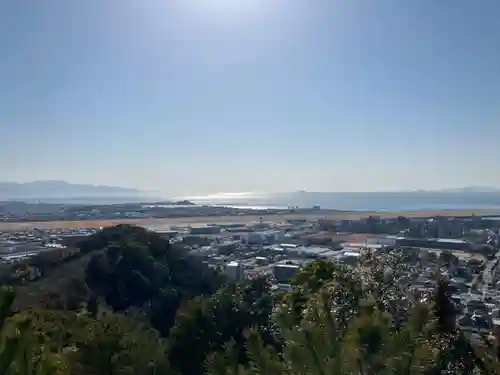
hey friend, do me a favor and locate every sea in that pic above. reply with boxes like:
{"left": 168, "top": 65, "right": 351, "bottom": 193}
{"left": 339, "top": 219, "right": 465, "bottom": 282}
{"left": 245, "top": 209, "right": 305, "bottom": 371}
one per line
{"left": 183, "top": 191, "right": 500, "bottom": 212}
{"left": 16, "top": 191, "right": 500, "bottom": 213}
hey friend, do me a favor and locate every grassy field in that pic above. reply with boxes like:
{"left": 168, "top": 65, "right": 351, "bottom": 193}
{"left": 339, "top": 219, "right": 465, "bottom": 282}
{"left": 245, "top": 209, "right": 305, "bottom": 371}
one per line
{"left": 1, "top": 209, "right": 499, "bottom": 231}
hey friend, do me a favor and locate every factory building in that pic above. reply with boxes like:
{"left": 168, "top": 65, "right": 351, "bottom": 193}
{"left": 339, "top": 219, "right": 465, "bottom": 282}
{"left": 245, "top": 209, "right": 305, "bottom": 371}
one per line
{"left": 342, "top": 243, "right": 387, "bottom": 251}
{"left": 395, "top": 237, "right": 472, "bottom": 251}
{"left": 283, "top": 246, "right": 332, "bottom": 259}
{"left": 368, "top": 236, "right": 399, "bottom": 247}
{"left": 247, "top": 231, "right": 284, "bottom": 245}
{"left": 319, "top": 250, "right": 342, "bottom": 259}
{"left": 189, "top": 226, "right": 222, "bottom": 235}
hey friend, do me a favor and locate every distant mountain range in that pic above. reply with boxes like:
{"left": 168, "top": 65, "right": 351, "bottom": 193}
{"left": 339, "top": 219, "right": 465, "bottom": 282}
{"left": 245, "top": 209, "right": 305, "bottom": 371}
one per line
{"left": 432, "top": 186, "right": 500, "bottom": 193}
{"left": 0, "top": 180, "right": 151, "bottom": 200}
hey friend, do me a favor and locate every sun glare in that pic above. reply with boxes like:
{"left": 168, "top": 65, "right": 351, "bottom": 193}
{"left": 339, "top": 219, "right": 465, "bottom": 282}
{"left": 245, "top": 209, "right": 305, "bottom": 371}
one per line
{"left": 182, "top": 0, "right": 265, "bottom": 19}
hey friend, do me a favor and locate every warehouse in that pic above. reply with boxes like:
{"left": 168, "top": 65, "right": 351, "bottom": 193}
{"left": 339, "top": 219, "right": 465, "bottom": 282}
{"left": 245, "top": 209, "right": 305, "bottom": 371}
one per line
{"left": 395, "top": 237, "right": 473, "bottom": 251}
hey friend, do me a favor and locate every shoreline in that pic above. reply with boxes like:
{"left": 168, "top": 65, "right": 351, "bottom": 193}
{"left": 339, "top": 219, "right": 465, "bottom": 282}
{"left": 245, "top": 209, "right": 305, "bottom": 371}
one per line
{"left": 1, "top": 208, "right": 500, "bottom": 231}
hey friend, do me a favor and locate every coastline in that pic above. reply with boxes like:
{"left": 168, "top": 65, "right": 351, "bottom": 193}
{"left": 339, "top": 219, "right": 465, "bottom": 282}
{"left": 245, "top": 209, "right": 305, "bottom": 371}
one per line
{"left": 1, "top": 208, "right": 500, "bottom": 231}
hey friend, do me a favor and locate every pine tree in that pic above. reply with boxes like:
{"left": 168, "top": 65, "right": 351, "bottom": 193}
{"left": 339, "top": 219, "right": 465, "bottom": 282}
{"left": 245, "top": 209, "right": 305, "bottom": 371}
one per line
{"left": 0, "top": 287, "right": 20, "bottom": 375}
{"left": 433, "top": 277, "right": 456, "bottom": 334}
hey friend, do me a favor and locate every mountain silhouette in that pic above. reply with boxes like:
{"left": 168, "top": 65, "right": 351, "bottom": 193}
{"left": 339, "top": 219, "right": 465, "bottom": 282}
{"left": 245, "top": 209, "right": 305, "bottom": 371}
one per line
{"left": 0, "top": 180, "right": 147, "bottom": 199}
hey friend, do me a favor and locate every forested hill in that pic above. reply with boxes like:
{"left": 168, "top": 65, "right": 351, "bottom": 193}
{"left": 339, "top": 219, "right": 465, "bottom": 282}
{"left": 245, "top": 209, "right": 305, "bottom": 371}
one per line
{"left": 1, "top": 225, "right": 500, "bottom": 375}
{"left": 11, "top": 225, "right": 224, "bottom": 334}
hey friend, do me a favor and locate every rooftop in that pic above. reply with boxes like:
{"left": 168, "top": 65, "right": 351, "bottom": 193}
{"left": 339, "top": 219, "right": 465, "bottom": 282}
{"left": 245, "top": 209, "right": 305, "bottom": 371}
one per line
{"left": 432, "top": 238, "right": 469, "bottom": 244}
{"left": 274, "top": 263, "right": 300, "bottom": 269}
{"left": 343, "top": 251, "right": 361, "bottom": 258}
{"left": 290, "top": 246, "right": 330, "bottom": 255}
{"left": 279, "top": 243, "right": 299, "bottom": 249}
{"left": 342, "top": 242, "right": 386, "bottom": 250}
{"left": 319, "top": 250, "right": 341, "bottom": 258}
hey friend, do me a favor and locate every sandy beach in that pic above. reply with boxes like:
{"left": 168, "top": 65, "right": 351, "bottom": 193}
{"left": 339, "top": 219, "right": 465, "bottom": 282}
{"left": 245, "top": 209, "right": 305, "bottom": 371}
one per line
{"left": 1, "top": 209, "right": 499, "bottom": 231}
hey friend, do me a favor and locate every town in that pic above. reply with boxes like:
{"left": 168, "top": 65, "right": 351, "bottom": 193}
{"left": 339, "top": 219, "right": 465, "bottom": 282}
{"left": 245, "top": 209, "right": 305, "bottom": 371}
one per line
{"left": 2, "top": 213, "right": 500, "bottom": 345}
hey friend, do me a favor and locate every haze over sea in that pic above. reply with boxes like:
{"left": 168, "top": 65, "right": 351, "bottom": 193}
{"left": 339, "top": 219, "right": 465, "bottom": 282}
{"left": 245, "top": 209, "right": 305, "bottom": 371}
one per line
{"left": 180, "top": 191, "right": 500, "bottom": 212}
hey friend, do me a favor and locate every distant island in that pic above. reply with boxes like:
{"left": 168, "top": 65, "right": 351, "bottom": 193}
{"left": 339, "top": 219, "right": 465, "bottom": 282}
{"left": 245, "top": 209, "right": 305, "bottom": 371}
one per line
{"left": 141, "top": 200, "right": 196, "bottom": 206}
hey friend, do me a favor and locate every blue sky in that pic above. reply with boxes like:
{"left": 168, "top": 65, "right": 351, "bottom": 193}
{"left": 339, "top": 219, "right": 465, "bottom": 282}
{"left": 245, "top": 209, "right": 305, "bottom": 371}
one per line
{"left": 1, "top": 0, "right": 500, "bottom": 196}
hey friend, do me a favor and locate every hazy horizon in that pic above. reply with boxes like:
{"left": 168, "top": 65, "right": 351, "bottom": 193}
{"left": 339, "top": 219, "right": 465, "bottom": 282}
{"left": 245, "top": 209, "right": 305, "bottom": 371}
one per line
{"left": 3, "top": 180, "right": 500, "bottom": 202}
{"left": 2, "top": 1, "right": 500, "bottom": 196}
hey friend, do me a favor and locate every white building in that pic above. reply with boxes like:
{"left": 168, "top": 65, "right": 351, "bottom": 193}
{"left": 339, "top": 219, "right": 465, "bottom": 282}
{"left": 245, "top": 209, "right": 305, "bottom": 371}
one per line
{"left": 225, "top": 261, "right": 244, "bottom": 281}
{"left": 341, "top": 251, "right": 361, "bottom": 265}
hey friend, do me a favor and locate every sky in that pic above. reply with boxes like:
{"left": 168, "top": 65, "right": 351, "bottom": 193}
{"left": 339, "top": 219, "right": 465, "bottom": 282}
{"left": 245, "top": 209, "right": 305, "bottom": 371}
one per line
{"left": 1, "top": 0, "right": 500, "bottom": 197}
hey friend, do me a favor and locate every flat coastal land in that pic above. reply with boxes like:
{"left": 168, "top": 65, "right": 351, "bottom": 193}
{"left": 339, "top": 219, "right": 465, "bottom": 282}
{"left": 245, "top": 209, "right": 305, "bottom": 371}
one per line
{"left": 1, "top": 209, "right": 500, "bottom": 231}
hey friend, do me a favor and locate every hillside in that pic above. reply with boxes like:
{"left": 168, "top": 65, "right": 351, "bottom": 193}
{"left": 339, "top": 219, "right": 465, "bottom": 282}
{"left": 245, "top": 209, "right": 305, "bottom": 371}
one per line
{"left": 13, "top": 253, "right": 94, "bottom": 310}
{"left": 0, "top": 225, "right": 499, "bottom": 375}
{"left": 10, "top": 225, "right": 222, "bottom": 316}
